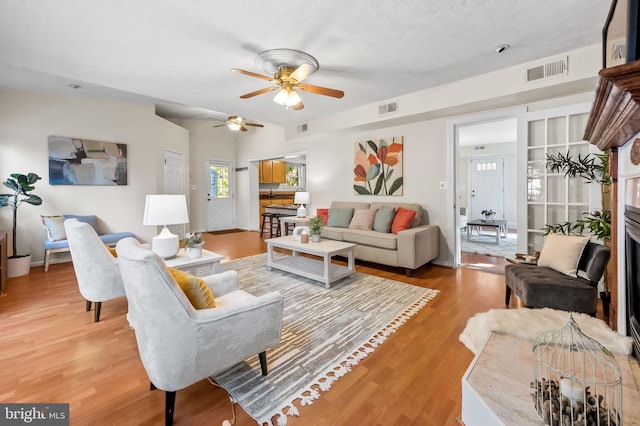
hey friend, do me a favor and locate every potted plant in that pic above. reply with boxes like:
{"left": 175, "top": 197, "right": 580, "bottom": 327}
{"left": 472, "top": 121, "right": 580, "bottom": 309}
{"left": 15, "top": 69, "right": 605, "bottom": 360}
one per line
{"left": 308, "top": 216, "right": 323, "bottom": 243}
{"left": 481, "top": 209, "right": 495, "bottom": 222}
{"left": 183, "top": 232, "right": 205, "bottom": 258}
{"left": 0, "top": 173, "right": 43, "bottom": 277}
{"left": 543, "top": 150, "right": 612, "bottom": 315}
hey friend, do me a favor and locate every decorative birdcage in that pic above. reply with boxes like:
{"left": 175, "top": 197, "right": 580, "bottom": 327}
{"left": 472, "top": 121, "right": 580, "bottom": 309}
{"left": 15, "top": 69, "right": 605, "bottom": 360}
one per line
{"left": 531, "top": 314, "right": 622, "bottom": 426}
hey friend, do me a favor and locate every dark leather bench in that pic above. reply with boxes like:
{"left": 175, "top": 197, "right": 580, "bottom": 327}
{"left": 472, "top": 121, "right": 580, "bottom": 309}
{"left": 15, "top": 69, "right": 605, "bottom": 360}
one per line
{"left": 504, "top": 242, "right": 610, "bottom": 315}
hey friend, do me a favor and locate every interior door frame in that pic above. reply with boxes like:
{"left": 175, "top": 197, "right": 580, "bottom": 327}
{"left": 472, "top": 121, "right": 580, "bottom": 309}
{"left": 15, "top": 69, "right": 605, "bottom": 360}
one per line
{"left": 448, "top": 106, "right": 526, "bottom": 267}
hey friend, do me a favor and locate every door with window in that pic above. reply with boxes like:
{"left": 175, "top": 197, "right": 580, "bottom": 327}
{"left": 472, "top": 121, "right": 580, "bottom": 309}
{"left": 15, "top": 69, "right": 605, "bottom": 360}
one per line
{"left": 204, "top": 159, "right": 234, "bottom": 231}
{"left": 468, "top": 156, "right": 505, "bottom": 221}
{"left": 517, "top": 103, "right": 598, "bottom": 254}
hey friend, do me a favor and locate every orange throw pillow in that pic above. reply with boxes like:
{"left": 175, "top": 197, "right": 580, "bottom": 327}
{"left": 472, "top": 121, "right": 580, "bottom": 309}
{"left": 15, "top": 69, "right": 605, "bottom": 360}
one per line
{"left": 168, "top": 267, "right": 216, "bottom": 309}
{"left": 316, "top": 208, "right": 329, "bottom": 225}
{"left": 391, "top": 207, "right": 416, "bottom": 234}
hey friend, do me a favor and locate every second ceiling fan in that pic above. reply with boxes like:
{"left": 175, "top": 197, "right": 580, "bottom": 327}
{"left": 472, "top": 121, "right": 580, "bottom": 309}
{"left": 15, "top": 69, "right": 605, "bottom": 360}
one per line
{"left": 232, "top": 48, "right": 344, "bottom": 110}
{"left": 213, "top": 116, "right": 264, "bottom": 132}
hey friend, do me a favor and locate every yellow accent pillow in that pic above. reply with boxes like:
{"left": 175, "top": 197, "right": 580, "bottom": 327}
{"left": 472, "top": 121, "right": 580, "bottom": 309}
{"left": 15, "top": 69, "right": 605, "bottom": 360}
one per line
{"left": 168, "top": 267, "right": 216, "bottom": 309}
{"left": 106, "top": 246, "right": 117, "bottom": 257}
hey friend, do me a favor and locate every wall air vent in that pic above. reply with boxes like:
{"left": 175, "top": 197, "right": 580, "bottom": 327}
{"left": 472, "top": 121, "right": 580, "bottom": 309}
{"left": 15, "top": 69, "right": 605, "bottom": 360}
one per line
{"left": 526, "top": 56, "right": 568, "bottom": 82}
{"left": 297, "top": 124, "right": 308, "bottom": 133}
{"left": 378, "top": 100, "right": 399, "bottom": 115}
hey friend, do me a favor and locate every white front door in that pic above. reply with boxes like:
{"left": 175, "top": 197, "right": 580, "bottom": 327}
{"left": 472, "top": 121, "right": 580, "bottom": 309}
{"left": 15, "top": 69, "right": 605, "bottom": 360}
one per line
{"left": 164, "top": 149, "right": 186, "bottom": 238}
{"left": 468, "top": 155, "right": 505, "bottom": 221}
{"left": 204, "top": 159, "right": 234, "bottom": 231}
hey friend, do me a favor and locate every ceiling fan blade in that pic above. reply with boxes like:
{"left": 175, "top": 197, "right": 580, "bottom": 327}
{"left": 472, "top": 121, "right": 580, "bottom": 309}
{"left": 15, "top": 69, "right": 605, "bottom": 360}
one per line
{"left": 231, "top": 68, "right": 273, "bottom": 82}
{"left": 245, "top": 122, "right": 265, "bottom": 128}
{"left": 289, "top": 63, "right": 315, "bottom": 83}
{"left": 298, "top": 84, "right": 344, "bottom": 98}
{"left": 292, "top": 101, "right": 304, "bottom": 110}
{"left": 240, "top": 125, "right": 248, "bottom": 132}
{"left": 239, "top": 86, "right": 278, "bottom": 99}
{"left": 212, "top": 124, "right": 227, "bottom": 128}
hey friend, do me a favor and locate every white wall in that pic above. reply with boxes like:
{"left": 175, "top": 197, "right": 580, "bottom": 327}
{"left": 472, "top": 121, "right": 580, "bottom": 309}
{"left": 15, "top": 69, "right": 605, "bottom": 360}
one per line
{"left": 0, "top": 89, "right": 188, "bottom": 265}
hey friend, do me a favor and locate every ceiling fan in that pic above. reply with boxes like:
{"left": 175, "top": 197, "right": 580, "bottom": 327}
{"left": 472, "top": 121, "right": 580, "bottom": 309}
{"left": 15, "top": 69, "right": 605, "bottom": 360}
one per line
{"left": 231, "top": 48, "right": 344, "bottom": 110}
{"left": 213, "top": 116, "right": 264, "bottom": 132}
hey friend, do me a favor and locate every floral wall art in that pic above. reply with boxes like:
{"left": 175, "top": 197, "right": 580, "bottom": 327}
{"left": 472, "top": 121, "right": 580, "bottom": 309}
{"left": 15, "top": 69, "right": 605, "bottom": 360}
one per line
{"left": 354, "top": 136, "right": 403, "bottom": 195}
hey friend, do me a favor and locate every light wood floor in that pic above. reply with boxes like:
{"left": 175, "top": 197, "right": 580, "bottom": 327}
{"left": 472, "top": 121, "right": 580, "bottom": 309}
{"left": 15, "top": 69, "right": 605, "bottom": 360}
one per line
{"left": 0, "top": 231, "right": 579, "bottom": 425}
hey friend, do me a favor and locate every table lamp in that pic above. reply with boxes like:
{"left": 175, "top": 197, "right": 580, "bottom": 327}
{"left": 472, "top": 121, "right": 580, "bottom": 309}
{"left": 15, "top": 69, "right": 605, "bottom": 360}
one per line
{"left": 143, "top": 194, "right": 189, "bottom": 259}
{"left": 294, "top": 191, "right": 310, "bottom": 217}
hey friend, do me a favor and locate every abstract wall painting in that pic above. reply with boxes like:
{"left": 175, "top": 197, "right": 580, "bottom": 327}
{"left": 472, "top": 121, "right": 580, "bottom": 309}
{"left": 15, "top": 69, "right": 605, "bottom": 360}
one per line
{"left": 48, "top": 135, "right": 127, "bottom": 185}
{"left": 354, "top": 136, "right": 403, "bottom": 195}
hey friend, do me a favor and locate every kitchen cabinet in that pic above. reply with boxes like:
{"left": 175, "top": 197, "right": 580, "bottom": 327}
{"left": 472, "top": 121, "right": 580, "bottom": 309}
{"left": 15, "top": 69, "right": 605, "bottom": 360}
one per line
{"left": 259, "top": 198, "right": 294, "bottom": 216}
{"left": 259, "top": 160, "right": 286, "bottom": 183}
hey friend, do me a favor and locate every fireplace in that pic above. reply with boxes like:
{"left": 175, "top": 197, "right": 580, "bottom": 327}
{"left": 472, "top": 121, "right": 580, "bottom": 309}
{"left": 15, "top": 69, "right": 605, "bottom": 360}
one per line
{"left": 625, "top": 204, "right": 640, "bottom": 363}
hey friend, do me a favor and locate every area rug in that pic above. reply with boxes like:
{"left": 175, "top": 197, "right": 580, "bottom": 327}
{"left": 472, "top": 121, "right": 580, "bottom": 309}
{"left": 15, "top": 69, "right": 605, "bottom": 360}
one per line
{"left": 459, "top": 308, "right": 632, "bottom": 356}
{"left": 461, "top": 230, "right": 517, "bottom": 259}
{"left": 212, "top": 254, "right": 439, "bottom": 425}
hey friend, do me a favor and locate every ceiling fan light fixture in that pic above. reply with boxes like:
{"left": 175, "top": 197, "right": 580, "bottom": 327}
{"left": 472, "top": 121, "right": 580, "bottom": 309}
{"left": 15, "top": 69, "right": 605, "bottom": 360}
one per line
{"left": 273, "top": 88, "right": 301, "bottom": 107}
{"left": 228, "top": 122, "right": 242, "bottom": 131}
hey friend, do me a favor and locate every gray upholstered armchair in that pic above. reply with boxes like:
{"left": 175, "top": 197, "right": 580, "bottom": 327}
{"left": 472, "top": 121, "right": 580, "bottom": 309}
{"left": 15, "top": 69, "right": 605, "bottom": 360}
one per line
{"left": 115, "top": 237, "right": 284, "bottom": 426}
{"left": 505, "top": 241, "right": 610, "bottom": 315}
{"left": 64, "top": 218, "right": 126, "bottom": 322}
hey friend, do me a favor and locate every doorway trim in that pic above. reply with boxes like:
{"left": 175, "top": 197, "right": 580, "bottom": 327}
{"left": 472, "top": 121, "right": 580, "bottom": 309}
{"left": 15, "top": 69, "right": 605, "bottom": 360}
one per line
{"left": 448, "top": 106, "right": 526, "bottom": 267}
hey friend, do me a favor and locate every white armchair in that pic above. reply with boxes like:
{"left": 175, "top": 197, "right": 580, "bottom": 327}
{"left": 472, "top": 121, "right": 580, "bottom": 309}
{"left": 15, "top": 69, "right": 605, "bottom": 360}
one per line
{"left": 64, "top": 218, "right": 126, "bottom": 322}
{"left": 115, "top": 237, "right": 284, "bottom": 426}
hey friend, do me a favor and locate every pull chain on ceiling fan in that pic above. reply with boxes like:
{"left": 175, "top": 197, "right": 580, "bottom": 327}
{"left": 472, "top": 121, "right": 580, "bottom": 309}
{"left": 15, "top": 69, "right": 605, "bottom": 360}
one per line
{"left": 231, "top": 48, "right": 344, "bottom": 110}
{"left": 213, "top": 116, "right": 264, "bottom": 132}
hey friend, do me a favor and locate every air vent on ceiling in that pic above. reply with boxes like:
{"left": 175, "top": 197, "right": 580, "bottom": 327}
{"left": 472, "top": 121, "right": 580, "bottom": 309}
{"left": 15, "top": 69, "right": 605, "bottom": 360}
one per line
{"left": 297, "top": 123, "right": 308, "bottom": 133}
{"left": 378, "top": 100, "right": 398, "bottom": 115}
{"left": 526, "top": 56, "right": 568, "bottom": 82}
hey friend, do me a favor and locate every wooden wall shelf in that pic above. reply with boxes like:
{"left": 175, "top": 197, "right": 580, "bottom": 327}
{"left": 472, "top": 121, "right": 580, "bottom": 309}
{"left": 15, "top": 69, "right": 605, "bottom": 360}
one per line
{"left": 585, "top": 60, "right": 640, "bottom": 150}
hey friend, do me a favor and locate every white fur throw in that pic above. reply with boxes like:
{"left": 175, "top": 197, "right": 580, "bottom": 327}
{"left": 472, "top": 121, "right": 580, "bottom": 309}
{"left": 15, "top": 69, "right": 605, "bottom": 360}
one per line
{"left": 459, "top": 308, "right": 633, "bottom": 356}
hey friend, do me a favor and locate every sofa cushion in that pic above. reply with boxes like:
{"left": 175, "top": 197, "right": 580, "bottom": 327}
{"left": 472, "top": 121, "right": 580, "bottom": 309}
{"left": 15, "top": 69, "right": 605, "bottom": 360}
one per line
{"left": 320, "top": 226, "right": 345, "bottom": 241}
{"left": 64, "top": 214, "right": 102, "bottom": 235}
{"left": 42, "top": 215, "right": 67, "bottom": 241}
{"left": 538, "top": 233, "right": 590, "bottom": 277}
{"left": 391, "top": 207, "right": 416, "bottom": 234}
{"left": 342, "top": 229, "right": 398, "bottom": 250}
{"left": 316, "top": 208, "right": 329, "bottom": 225}
{"left": 328, "top": 208, "right": 354, "bottom": 228}
{"left": 373, "top": 206, "right": 396, "bottom": 233}
{"left": 168, "top": 267, "right": 216, "bottom": 309}
{"left": 349, "top": 208, "right": 377, "bottom": 230}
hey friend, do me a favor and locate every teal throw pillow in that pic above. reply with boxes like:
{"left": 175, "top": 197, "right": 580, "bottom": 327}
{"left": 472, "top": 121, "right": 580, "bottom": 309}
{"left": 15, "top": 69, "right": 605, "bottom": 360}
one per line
{"left": 373, "top": 206, "right": 396, "bottom": 233}
{"left": 327, "top": 208, "right": 354, "bottom": 228}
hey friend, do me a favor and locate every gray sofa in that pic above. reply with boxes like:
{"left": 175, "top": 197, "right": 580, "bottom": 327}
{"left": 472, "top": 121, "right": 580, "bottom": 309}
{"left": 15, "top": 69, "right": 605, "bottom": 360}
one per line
{"left": 320, "top": 201, "right": 439, "bottom": 275}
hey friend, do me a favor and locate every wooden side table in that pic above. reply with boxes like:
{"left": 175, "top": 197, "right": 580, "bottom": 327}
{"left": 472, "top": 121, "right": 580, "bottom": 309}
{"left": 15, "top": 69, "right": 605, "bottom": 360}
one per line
{"left": 0, "top": 231, "right": 7, "bottom": 294}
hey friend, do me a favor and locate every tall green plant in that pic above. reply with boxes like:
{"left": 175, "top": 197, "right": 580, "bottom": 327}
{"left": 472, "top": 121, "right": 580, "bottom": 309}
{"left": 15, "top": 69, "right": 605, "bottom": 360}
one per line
{"left": 0, "top": 173, "right": 43, "bottom": 257}
{"left": 543, "top": 151, "right": 611, "bottom": 296}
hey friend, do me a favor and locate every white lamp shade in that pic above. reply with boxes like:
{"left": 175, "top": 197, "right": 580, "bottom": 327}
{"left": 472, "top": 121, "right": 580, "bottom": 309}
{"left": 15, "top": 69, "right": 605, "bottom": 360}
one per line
{"left": 294, "top": 192, "right": 310, "bottom": 205}
{"left": 143, "top": 194, "right": 189, "bottom": 226}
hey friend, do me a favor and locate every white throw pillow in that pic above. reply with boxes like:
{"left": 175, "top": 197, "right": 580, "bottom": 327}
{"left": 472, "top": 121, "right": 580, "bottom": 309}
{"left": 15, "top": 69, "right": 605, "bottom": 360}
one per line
{"left": 537, "top": 233, "right": 591, "bottom": 277}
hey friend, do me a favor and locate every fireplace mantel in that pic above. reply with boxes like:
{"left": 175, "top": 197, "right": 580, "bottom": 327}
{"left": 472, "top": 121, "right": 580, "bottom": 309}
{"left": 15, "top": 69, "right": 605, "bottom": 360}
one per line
{"left": 585, "top": 60, "right": 640, "bottom": 150}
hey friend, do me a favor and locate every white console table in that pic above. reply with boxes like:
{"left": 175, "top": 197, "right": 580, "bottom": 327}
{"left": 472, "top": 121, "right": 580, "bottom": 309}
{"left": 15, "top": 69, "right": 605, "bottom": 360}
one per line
{"left": 462, "top": 333, "right": 640, "bottom": 425}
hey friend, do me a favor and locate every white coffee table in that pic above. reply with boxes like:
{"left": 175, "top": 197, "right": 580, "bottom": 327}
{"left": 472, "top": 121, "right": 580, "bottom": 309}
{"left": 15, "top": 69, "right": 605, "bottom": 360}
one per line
{"left": 164, "top": 248, "right": 224, "bottom": 277}
{"left": 266, "top": 235, "right": 356, "bottom": 288}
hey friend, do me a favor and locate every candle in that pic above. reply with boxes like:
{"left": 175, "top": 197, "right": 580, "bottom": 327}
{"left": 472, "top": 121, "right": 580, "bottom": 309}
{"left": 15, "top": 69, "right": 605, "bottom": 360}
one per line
{"left": 559, "top": 378, "right": 584, "bottom": 405}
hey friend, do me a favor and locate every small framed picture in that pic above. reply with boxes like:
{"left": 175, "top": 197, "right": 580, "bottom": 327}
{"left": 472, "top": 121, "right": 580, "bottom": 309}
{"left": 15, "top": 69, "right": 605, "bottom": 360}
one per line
{"left": 603, "top": 0, "right": 640, "bottom": 68}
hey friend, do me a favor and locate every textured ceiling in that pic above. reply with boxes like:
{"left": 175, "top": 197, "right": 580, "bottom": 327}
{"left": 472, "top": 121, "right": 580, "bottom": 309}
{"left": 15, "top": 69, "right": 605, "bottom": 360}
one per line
{"left": 0, "top": 0, "right": 610, "bottom": 127}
